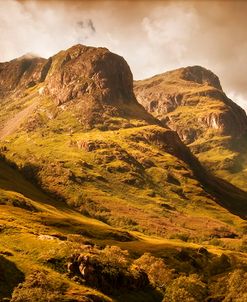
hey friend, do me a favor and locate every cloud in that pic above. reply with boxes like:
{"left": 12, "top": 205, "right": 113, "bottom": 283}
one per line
{"left": 0, "top": 0, "right": 247, "bottom": 110}
{"left": 0, "top": 0, "right": 97, "bottom": 59}
{"left": 142, "top": 4, "right": 199, "bottom": 58}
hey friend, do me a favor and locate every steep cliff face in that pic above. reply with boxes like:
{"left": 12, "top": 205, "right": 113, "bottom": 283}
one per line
{"left": 134, "top": 66, "right": 247, "bottom": 144}
{"left": 0, "top": 45, "right": 157, "bottom": 130}
{"left": 42, "top": 45, "right": 159, "bottom": 128}
{"left": 180, "top": 65, "right": 222, "bottom": 90}
{"left": 45, "top": 45, "right": 135, "bottom": 105}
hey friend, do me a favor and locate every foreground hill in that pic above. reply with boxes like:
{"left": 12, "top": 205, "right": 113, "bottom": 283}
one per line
{"left": 0, "top": 45, "right": 247, "bottom": 301}
{"left": 134, "top": 66, "right": 247, "bottom": 191}
{"left": 1, "top": 155, "right": 247, "bottom": 302}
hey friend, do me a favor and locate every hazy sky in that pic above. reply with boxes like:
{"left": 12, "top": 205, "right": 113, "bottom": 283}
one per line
{"left": 1, "top": 0, "right": 247, "bottom": 110}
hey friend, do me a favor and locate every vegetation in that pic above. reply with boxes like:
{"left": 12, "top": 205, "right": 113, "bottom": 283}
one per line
{"left": 0, "top": 46, "right": 246, "bottom": 301}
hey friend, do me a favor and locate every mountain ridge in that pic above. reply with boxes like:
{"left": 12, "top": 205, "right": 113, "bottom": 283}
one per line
{"left": 134, "top": 65, "right": 247, "bottom": 142}
{"left": 0, "top": 44, "right": 158, "bottom": 130}
{"left": 0, "top": 44, "right": 247, "bottom": 302}
{"left": 0, "top": 44, "right": 247, "bottom": 218}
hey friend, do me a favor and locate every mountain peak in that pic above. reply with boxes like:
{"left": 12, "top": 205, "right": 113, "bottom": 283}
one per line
{"left": 134, "top": 66, "right": 247, "bottom": 143}
{"left": 42, "top": 44, "right": 158, "bottom": 128}
{"left": 16, "top": 52, "right": 42, "bottom": 60}
{"left": 179, "top": 65, "right": 222, "bottom": 90}
{"left": 45, "top": 44, "right": 135, "bottom": 105}
{"left": 0, "top": 44, "right": 158, "bottom": 130}
{"left": 0, "top": 55, "right": 46, "bottom": 96}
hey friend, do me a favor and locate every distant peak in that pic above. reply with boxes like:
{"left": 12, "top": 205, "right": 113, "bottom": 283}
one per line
{"left": 66, "top": 44, "right": 109, "bottom": 52}
{"left": 17, "top": 52, "right": 43, "bottom": 61}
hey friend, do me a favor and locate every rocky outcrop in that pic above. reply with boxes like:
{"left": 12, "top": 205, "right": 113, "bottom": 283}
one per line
{"left": 134, "top": 66, "right": 247, "bottom": 144}
{"left": 0, "top": 45, "right": 158, "bottom": 129}
{"left": 67, "top": 253, "right": 150, "bottom": 293}
{"left": 45, "top": 45, "right": 135, "bottom": 105}
{"left": 43, "top": 44, "right": 158, "bottom": 128}
{"left": 180, "top": 65, "right": 222, "bottom": 90}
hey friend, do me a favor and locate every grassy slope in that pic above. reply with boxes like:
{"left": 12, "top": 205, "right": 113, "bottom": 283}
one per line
{"left": 189, "top": 134, "right": 247, "bottom": 191}
{"left": 1, "top": 87, "right": 246, "bottom": 234}
{"left": 1, "top": 158, "right": 247, "bottom": 301}
{"left": 0, "top": 91, "right": 244, "bottom": 238}
{"left": 1, "top": 84, "right": 247, "bottom": 300}
{"left": 0, "top": 159, "right": 123, "bottom": 301}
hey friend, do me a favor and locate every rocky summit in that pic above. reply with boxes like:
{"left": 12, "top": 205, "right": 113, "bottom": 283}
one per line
{"left": 0, "top": 44, "right": 157, "bottom": 130}
{"left": 134, "top": 66, "right": 247, "bottom": 143}
{"left": 0, "top": 45, "right": 247, "bottom": 302}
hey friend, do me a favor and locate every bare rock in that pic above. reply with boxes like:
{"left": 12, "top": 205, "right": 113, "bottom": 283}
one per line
{"left": 134, "top": 65, "right": 247, "bottom": 143}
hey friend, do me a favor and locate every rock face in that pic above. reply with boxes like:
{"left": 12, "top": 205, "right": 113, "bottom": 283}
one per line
{"left": 180, "top": 65, "right": 222, "bottom": 90}
{"left": 0, "top": 44, "right": 157, "bottom": 129}
{"left": 67, "top": 253, "right": 150, "bottom": 293}
{"left": 134, "top": 66, "right": 247, "bottom": 144}
{"left": 45, "top": 45, "right": 135, "bottom": 106}
{"left": 44, "top": 44, "right": 159, "bottom": 128}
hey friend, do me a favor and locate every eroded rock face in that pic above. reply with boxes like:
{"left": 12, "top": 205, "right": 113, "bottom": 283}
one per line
{"left": 44, "top": 45, "right": 160, "bottom": 128}
{"left": 0, "top": 45, "right": 158, "bottom": 129}
{"left": 134, "top": 66, "right": 247, "bottom": 143}
{"left": 45, "top": 44, "right": 135, "bottom": 105}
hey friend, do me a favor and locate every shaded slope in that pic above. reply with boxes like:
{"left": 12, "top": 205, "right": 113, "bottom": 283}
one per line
{"left": 0, "top": 156, "right": 247, "bottom": 302}
{"left": 0, "top": 157, "right": 145, "bottom": 301}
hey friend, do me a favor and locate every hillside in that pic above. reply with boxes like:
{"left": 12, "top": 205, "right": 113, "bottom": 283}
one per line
{"left": 0, "top": 45, "right": 247, "bottom": 301}
{"left": 134, "top": 66, "right": 247, "bottom": 191}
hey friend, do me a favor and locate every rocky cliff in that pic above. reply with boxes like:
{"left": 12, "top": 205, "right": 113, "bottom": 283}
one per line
{"left": 0, "top": 45, "right": 158, "bottom": 130}
{"left": 134, "top": 66, "right": 247, "bottom": 144}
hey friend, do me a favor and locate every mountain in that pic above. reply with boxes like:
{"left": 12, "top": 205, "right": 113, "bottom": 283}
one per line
{"left": 0, "top": 46, "right": 247, "bottom": 301}
{"left": 134, "top": 66, "right": 247, "bottom": 191}
{"left": 0, "top": 45, "right": 156, "bottom": 134}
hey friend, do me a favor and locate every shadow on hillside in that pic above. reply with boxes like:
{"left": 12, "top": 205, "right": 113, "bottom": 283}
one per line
{"left": 0, "top": 156, "right": 71, "bottom": 211}
{"left": 0, "top": 255, "right": 25, "bottom": 299}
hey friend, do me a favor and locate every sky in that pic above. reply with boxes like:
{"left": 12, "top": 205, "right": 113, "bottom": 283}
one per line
{"left": 0, "top": 0, "right": 247, "bottom": 110}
